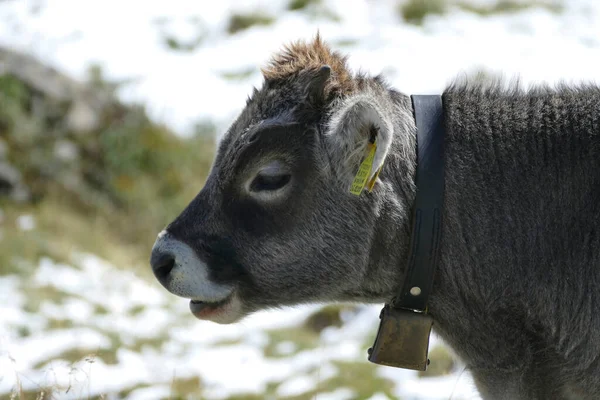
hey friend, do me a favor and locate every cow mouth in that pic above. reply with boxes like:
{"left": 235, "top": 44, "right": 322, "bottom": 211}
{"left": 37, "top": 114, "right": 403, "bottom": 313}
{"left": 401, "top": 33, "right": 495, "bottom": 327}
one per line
{"left": 189, "top": 295, "right": 233, "bottom": 320}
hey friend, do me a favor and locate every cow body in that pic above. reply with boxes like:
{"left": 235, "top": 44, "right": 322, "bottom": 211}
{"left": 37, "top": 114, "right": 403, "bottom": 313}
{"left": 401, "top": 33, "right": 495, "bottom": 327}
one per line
{"left": 150, "top": 36, "right": 600, "bottom": 399}
{"left": 434, "top": 84, "right": 600, "bottom": 399}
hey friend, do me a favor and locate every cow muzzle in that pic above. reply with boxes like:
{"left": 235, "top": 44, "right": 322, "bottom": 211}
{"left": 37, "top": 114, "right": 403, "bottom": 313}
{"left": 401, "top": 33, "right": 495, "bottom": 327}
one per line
{"left": 150, "top": 230, "right": 233, "bottom": 303}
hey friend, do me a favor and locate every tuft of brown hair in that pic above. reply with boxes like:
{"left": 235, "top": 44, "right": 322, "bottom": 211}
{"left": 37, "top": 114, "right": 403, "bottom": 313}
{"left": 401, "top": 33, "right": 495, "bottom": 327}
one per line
{"left": 261, "top": 34, "right": 355, "bottom": 98}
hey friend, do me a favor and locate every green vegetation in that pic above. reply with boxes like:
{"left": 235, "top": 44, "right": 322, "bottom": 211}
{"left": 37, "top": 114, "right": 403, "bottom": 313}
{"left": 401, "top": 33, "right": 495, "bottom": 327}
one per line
{"left": 333, "top": 38, "right": 359, "bottom": 48}
{"left": 15, "top": 388, "right": 54, "bottom": 400}
{"left": 22, "top": 285, "right": 67, "bottom": 313}
{"left": 228, "top": 12, "right": 275, "bottom": 34}
{"left": 277, "top": 361, "right": 396, "bottom": 400}
{"left": 153, "top": 16, "right": 207, "bottom": 52}
{"left": 303, "top": 304, "right": 357, "bottom": 333}
{"left": 169, "top": 376, "right": 204, "bottom": 399}
{"left": 398, "top": 0, "right": 564, "bottom": 25}
{"left": 457, "top": 0, "right": 563, "bottom": 15}
{"left": 399, "top": 0, "right": 447, "bottom": 25}
{"left": 263, "top": 305, "right": 359, "bottom": 358}
{"left": 0, "top": 68, "right": 216, "bottom": 277}
{"left": 220, "top": 67, "right": 256, "bottom": 81}
{"left": 226, "top": 383, "right": 279, "bottom": 400}
{"left": 419, "top": 344, "right": 456, "bottom": 378}
{"left": 264, "top": 326, "right": 320, "bottom": 358}
{"left": 320, "top": 361, "right": 396, "bottom": 399}
{"left": 163, "top": 35, "right": 205, "bottom": 52}
{"left": 288, "top": 0, "right": 321, "bottom": 11}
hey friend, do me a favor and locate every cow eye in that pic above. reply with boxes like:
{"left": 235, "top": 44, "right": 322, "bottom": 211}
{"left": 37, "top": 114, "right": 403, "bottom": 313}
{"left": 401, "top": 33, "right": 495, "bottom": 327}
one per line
{"left": 249, "top": 161, "right": 291, "bottom": 193}
{"left": 251, "top": 173, "right": 291, "bottom": 192}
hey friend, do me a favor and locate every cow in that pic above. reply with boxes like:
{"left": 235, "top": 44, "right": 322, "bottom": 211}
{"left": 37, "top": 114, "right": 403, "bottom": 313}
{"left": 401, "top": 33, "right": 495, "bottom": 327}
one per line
{"left": 150, "top": 35, "right": 600, "bottom": 399}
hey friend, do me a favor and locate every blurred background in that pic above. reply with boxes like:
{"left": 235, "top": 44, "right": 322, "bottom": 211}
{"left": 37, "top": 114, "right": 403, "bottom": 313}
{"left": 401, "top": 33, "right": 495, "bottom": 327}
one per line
{"left": 0, "top": 0, "right": 598, "bottom": 399}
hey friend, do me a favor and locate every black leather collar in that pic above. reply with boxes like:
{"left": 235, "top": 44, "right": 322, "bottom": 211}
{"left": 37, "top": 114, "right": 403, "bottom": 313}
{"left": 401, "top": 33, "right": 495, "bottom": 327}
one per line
{"left": 395, "top": 95, "right": 445, "bottom": 312}
{"left": 367, "top": 95, "right": 446, "bottom": 370}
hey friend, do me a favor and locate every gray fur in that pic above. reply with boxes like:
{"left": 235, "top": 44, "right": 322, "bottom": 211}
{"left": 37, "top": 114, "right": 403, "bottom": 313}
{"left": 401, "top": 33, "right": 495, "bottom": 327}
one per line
{"left": 151, "top": 39, "right": 600, "bottom": 399}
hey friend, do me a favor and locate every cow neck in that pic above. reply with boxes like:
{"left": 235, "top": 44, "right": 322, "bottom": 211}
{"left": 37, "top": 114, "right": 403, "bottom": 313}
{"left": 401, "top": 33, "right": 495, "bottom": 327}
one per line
{"left": 367, "top": 95, "right": 446, "bottom": 371}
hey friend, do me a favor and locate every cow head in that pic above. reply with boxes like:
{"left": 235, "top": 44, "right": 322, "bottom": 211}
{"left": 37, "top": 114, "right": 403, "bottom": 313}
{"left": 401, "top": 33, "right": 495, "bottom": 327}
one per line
{"left": 150, "top": 35, "right": 416, "bottom": 323}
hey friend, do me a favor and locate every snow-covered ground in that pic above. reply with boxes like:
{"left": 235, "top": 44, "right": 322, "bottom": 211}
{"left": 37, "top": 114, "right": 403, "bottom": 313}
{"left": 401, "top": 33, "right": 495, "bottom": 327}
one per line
{"left": 0, "top": 0, "right": 598, "bottom": 135}
{"left": 0, "top": 253, "right": 481, "bottom": 399}
{"left": 1, "top": 0, "right": 600, "bottom": 398}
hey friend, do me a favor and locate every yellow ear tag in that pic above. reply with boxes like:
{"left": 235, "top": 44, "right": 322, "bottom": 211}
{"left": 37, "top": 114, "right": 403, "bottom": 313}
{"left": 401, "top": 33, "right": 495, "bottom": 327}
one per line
{"left": 366, "top": 164, "right": 383, "bottom": 192}
{"left": 349, "top": 142, "right": 377, "bottom": 196}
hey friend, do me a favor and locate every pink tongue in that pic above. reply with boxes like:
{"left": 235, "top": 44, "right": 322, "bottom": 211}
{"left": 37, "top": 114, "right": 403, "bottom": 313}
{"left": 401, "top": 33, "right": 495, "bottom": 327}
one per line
{"left": 189, "top": 300, "right": 217, "bottom": 317}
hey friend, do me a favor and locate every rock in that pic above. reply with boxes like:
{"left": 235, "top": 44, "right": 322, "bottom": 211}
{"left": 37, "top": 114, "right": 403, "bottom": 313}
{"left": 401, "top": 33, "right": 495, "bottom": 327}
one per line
{"left": 53, "top": 140, "right": 79, "bottom": 162}
{"left": 0, "top": 161, "right": 21, "bottom": 190}
{"left": 0, "top": 161, "right": 30, "bottom": 202}
{"left": 67, "top": 100, "right": 101, "bottom": 133}
{"left": 0, "top": 47, "right": 71, "bottom": 101}
{"left": 10, "top": 185, "right": 30, "bottom": 203}
{"left": 0, "top": 46, "right": 113, "bottom": 135}
{"left": 0, "top": 139, "right": 7, "bottom": 159}
{"left": 0, "top": 46, "right": 124, "bottom": 204}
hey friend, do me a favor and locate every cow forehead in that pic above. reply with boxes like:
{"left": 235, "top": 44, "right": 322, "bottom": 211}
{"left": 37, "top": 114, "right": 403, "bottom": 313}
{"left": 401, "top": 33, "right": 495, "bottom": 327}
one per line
{"left": 214, "top": 117, "right": 313, "bottom": 182}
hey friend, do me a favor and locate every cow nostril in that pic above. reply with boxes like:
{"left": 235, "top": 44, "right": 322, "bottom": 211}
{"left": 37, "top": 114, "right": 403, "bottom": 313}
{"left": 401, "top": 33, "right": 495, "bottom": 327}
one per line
{"left": 152, "top": 253, "right": 176, "bottom": 283}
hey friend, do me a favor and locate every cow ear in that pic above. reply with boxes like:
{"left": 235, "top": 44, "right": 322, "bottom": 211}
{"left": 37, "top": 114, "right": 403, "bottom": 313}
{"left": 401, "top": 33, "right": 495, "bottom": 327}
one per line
{"left": 304, "top": 65, "right": 331, "bottom": 105}
{"left": 325, "top": 94, "right": 393, "bottom": 191}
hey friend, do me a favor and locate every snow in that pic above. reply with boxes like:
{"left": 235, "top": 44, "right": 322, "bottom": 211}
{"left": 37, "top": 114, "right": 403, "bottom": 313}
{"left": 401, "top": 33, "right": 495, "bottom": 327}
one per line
{"left": 314, "top": 387, "right": 357, "bottom": 400}
{"left": 367, "top": 394, "right": 393, "bottom": 400}
{"left": 379, "top": 367, "right": 480, "bottom": 400}
{"left": 276, "top": 374, "right": 318, "bottom": 397}
{"left": 0, "top": 254, "right": 480, "bottom": 399}
{"left": 16, "top": 214, "right": 35, "bottom": 231}
{"left": 1, "top": 0, "right": 599, "bottom": 398}
{"left": 274, "top": 340, "right": 297, "bottom": 355}
{"left": 1, "top": 0, "right": 598, "bottom": 135}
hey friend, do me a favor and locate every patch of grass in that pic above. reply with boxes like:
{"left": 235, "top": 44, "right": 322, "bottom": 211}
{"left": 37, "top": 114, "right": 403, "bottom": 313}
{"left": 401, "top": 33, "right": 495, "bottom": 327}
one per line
{"left": 419, "top": 345, "right": 456, "bottom": 378}
{"left": 0, "top": 208, "right": 56, "bottom": 275}
{"left": 16, "top": 325, "right": 31, "bottom": 337}
{"left": 315, "top": 8, "right": 342, "bottom": 22}
{"left": 163, "top": 35, "right": 205, "bottom": 52}
{"left": 225, "top": 395, "right": 265, "bottom": 400}
{"left": 160, "top": 19, "right": 206, "bottom": 53}
{"left": 322, "top": 361, "right": 395, "bottom": 399}
{"left": 303, "top": 304, "right": 356, "bottom": 333}
{"left": 264, "top": 305, "right": 360, "bottom": 358}
{"left": 212, "top": 337, "right": 243, "bottom": 347}
{"left": 130, "top": 336, "right": 167, "bottom": 353}
{"left": 94, "top": 304, "right": 110, "bottom": 315}
{"left": 220, "top": 67, "right": 256, "bottom": 81}
{"left": 33, "top": 350, "right": 117, "bottom": 370}
{"left": 227, "top": 385, "right": 278, "bottom": 400}
{"left": 128, "top": 304, "right": 146, "bottom": 316}
{"left": 228, "top": 383, "right": 279, "bottom": 400}
{"left": 22, "top": 285, "right": 67, "bottom": 313}
{"left": 14, "top": 388, "right": 54, "bottom": 400}
{"left": 456, "top": 0, "right": 563, "bottom": 16}
{"left": 280, "top": 361, "right": 395, "bottom": 400}
{"left": 287, "top": 0, "right": 321, "bottom": 11}
{"left": 116, "top": 384, "right": 153, "bottom": 399}
{"left": 333, "top": 38, "right": 358, "bottom": 48}
{"left": 168, "top": 376, "right": 203, "bottom": 399}
{"left": 399, "top": 0, "right": 447, "bottom": 25}
{"left": 0, "top": 198, "right": 142, "bottom": 279}
{"left": 46, "top": 318, "right": 75, "bottom": 330}
{"left": 264, "top": 326, "right": 320, "bottom": 358}
{"left": 227, "top": 12, "right": 275, "bottom": 34}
